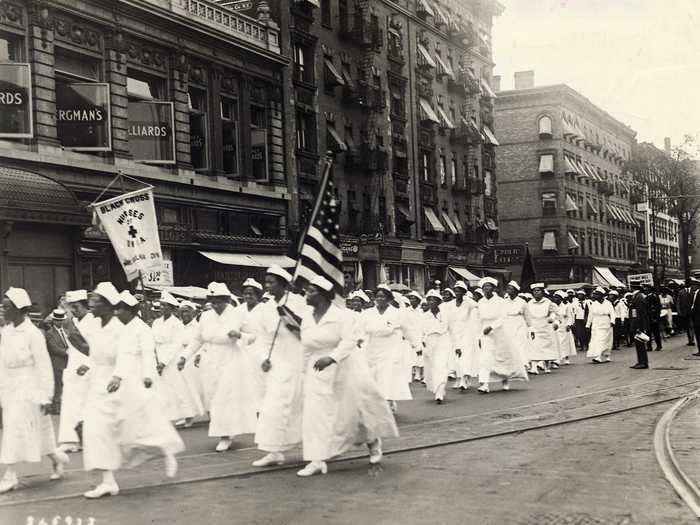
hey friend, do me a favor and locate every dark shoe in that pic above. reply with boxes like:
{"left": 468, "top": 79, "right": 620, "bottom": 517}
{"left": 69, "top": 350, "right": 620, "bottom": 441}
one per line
{"left": 435, "top": 398, "right": 443, "bottom": 405}
{"left": 654, "top": 347, "right": 662, "bottom": 352}
{"left": 692, "top": 352, "right": 700, "bottom": 357}
{"left": 687, "top": 342, "right": 696, "bottom": 346}
{"left": 630, "top": 364, "right": 648, "bottom": 369}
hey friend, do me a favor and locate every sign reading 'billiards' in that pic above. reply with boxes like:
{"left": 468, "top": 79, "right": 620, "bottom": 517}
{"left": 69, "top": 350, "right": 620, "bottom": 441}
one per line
{"left": 127, "top": 100, "right": 175, "bottom": 163}
{"left": 0, "top": 63, "right": 32, "bottom": 138}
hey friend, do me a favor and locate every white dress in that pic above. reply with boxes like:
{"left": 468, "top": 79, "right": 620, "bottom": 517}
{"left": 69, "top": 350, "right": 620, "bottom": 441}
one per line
{"left": 254, "top": 293, "right": 307, "bottom": 453}
{"left": 184, "top": 305, "right": 258, "bottom": 438}
{"left": 58, "top": 312, "right": 98, "bottom": 444}
{"left": 449, "top": 298, "right": 479, "bottom": 379}
{"left": 0, "top": 318, "right": 56, "bottom": 464}
{"left": 300, "top": 305, "right": 398, "bottom": 462}
{"left": 502, "top": 296, "right": 530, "bottom": 368}
{"left": 524, "top": 299, "right": 559, "bottom": 361}
{"left": 403, "top": 307, "right": 424, "bottom": 368}
{"left": 363, "top": 305, "right": 412, "bottom": 401}
{"left": 422, "top": 309, "right": 452, "bottom": 397}
{"left": 555, "top": 303, "right": 577, "bottom": 359}
{"left": 586, "top": 300, "right": 615, "bottom": 360}
{"left": 153, "top": 315, "right": 202, "bottom": 420}
{"left": 180, "top": 319, "right": 206, "bottom": 412}
{"left": 237, "top": 302, "right": 268, "bottom": 412}
{"left": 476, "top": 295, "right": 529, "bottom": 383}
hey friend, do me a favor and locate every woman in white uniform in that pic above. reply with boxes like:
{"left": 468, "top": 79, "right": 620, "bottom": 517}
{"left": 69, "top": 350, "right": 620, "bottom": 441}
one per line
{"left": 503, "top": 281, "right": 530, "bottom": 371}
{"left": 0, "top": 287, "right": 69, "bottom": 493}
{"left": 524, "top": 283, "right": 559, "bottom": 374}
{"left": 552, "top": 291, "right": 576, "bottom": 365}
{"left": 406, "top": 291, "right": 425, "bottom": 382}
{"left": 296, "top": 276, "right": 398, "bottom": 477}
{"left": 422, "top": 290, "right": 452, "bottom": 404}
{"left": 237, "top": 278, "right": 267, "bottom": 412}
{"left": 586, "top": 287, "right": 616, "bottom": 363}
{"left": 449, "top": 281, "right": 478, "bottom": 391}
{"left": 178, "top": 282, "right": 258, "bottom": 452}
{"left": 178, "top": 301, "right": 205, "bottom": 422}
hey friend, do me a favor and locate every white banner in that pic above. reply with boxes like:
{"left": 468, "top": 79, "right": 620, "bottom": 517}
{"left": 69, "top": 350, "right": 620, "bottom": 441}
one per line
{"left": 142, "top": 259, "right": 173, "bottom": 288}
{"left": 627, "top": 272, "right": 654, "bottom": 288}
{"left": 93, "top": 187, "right": 163, "bottom": 281}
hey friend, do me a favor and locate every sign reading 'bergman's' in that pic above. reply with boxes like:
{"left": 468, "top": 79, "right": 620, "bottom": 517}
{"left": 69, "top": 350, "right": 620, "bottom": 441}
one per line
{"left": 127, "top": 101, "right": 175, "bottom": 163}
{"left": 56, "top": 82, "right": 111, "bottom": 150}
{"left": 0, "top": 63, "right": 32, "bottom": 138}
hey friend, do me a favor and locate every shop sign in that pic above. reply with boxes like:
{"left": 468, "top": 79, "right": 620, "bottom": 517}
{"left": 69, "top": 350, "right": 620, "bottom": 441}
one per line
{"left": 0, "top": 63, "right": 32, "bottom": 138}
{"left": 56, "top": 82, "right": 111, "bottom": 150}
{"left": 127, "top": 101, "right": 175, "bottom": 164}
{"left": 228, "top": 0, "right": 253, "bottom": 10}
{"left": 341, "top": 240, "right": 359, "bottom": 257}
{"left": 627, "top": 272, "right": 653, "bottom": 288}
{"left": 380, "top": 245, "right": 402, "bottom": 261}
{"left": 360, "top": 232, "right": 383, "bottom": 244}
{"left": 486, "top": 243, "right": 527, "bottom": 266}
{"left": 142, "top": 259, "right": 173, "bottom": 287}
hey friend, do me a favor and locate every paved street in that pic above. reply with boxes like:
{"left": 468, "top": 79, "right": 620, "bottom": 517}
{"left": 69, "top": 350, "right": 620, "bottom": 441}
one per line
{"left": 1, "top": 337, "right": 699, "bottom": 524}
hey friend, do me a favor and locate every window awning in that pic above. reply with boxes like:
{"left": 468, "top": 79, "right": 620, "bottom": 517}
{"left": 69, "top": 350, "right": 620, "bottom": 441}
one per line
{"left": 396, "top": 203, "right": 415, "bottom": 223}
{"left": 432, "top": 2, "right": 449, "bottom": 25}
{"left": 449, "top": 266, "right": 480, "bottom": 284}
{"left": 417, "top": 44, "right": 436, "bottom": 68}
{"left": 452, "top": 213, "right": 464, "bottom": 234}
{"left": 434, "top": 53, "right": 456, "bottom": 81}
{"left": 485, "top": 218, "right": 498, "bottom": 231}
{"left": 327, "top": 126, "right": 347, "bottom": 152}
{"left": 565, "top": 194, "right": 579, "bottom": 212}
{"left": 418, "top": 98, "right": 440, "bottom": 124}
{"left": 584, "top": 161, "right": 601, "bottom": 181}
{"left": 542, "top": 231, "right": 557, "bottom": 251}
{"left": 324, "top": 59, "right": 345, "bottom": 87}
{"left": 606, "top": 204, "right": 622, "bottom": 222}
{"left": 587, "top": 198, "right": 599, "bottom": 215}
{"left": 436, "top": 105, "right": 455, "bottom": 129}
{"left": 593, "top": 266, "right": 625, "bottom": 288}
{"left": 441, "top": 211, "right": 459, "bottom": 234}
{"left": 480, "top": 78, "right": 497, "bottom": 99}
{"left": 199, "top": 251, "right": 296, "bottom": 268}
{"left": 341, "top": 66, "right": 355, "bottom": 91}
{"left": 620, "top": 207, "right": 636, "bottom": 225}
{"left": 482, "top": 126, "right": 499, "bottom": 146}
{"left": 417, "top": 0, "right": 435, "bottom": 17}
{"left": 539, "top": 154, "right": 554, "bottom": 173}
{"left": 574, "top": 158, "right": 589, "bottom": 179}
{"left": 562, "top": 117, "right": 580, "bottom": 138}
{"left": 564, "top": 155, "right": 582, "bottom": 176}
{"left": 424, "top": 207, "right": 445, "bottom": 232}
{"left": 567, "top": 232, "right": 580, "bottom": 250}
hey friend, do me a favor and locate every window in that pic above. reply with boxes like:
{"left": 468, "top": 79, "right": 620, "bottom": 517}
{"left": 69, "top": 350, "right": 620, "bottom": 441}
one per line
{"left": 422, "top": 152, "right": 431, "bottom": 182}
{"left": 321, "top": 0, "right": 332, "bottom": 26}
{"left": 188, "top": 87, "right": 208, "bottom": 170}
{"left": 484, "top": 170, "right": 493, "bottom": 196}
{"left": 538, "top": 115, "right": 552, "bottom": 137}
{"left": 439, "top": 155, "right": 447, "bottom": 185}
{"left": 221, "top": 97, "right": 239, "bottom": 176}
{"left": 388, "top": 29, "right": 402, "bottom": 60}
{"left": 55, "top": 49, "right": 101, "bottom": 81}
{"left": 127, "top": 70, "right": 163, "bottom": 100}
{"left": 390, "top": 92, "right": 405, "bottom": 118}
{"left": 296, "top": 110, "right": 315, "bottom": 152}
{"left": 451, "top": 158, "right": 457, "bottom": 185}
{"left": 542, "top": 192, "right": 557, "bottom": 216}
{"left": 293, "top": 44, "right": 312, "bottom": 83}
{"left": 0, "top": 33, "right": 22, "bottom": 61}
{"left": 250, "top": 104, "right": 268, "bottom": 181}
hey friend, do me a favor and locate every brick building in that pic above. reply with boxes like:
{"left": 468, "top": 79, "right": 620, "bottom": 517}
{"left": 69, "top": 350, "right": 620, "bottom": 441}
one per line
{"left": 494, "top": 75, "right": 639, "bottom": 286}
{"left": 0, "top": 0, "right": 295, "bottom": 314}
{"left": 283, "top": 0, "right": 504, "bottom": 292}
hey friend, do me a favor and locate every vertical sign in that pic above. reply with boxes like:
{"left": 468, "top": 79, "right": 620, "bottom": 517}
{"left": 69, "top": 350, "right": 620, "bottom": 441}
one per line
{"left": 0, "top": 63, "right": 32, "bottom": 138}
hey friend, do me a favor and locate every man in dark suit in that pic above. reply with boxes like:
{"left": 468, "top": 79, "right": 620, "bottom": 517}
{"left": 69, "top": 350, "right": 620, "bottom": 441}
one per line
{"left": 689, "top": 279, "right": 700, "bottom": 357}
{"left": 677, "top": 279, "right": 695, "bottom": 346}
{"left": 645, "top": 285, "right": 663, "bottom": 351}
{"left": 43, "top": 308, "right": 70, "bottom": 414}
{"left": 629, "top": 285, "right": 650, "bottom": 369}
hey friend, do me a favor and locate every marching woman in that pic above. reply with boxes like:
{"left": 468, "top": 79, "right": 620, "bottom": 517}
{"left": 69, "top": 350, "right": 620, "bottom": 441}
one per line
{"left": 552, "top": 291, "right": 576, "bottom": 365}
{"left": 475, "top": 278, "right": 529, "bottom": 393}
{"left": 252, "top": 266, "right": 307, "bottom": 467}
{"left": 178, "top": 301, "right": 206, "bottom": 420}
{"left": 406, "top": 291, "right": 426, "bottom": 382}
{"left": 178, "top": 282, "right": 258, "bottom": 452}
{"left": 524, "top": 283, "right": 560, "bottom": 374}
{"left": 0, "top": 288, "right": 69, "bottom": 493}
{"left": 237, "top": 278, "right": 267, "bottom": 411}
{"left": 362, "top": 285, "right": 413, "bottom": 412}
{"left": 422, "top": 290, "right": 452, "bottom": 404}
{"left": 449, "top": 281, "right": 479, "bottom": 391}
{"left": 296, "top": 276, "right": 398, "bottom": 477}
{"left": 586, "top": 287, "right": 616, "bottom": 364}
{"left": 153, "top": 291, "right": 202, "bottom": 427}
{"left": 503, "top": 281, "right": 530, "bottom": 373}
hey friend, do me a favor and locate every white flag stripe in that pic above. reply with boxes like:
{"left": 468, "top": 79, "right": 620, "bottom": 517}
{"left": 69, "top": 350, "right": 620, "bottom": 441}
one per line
{"left": 300, "top": 244, "right": 345, "bottom": 283}
{"left": 306, "top": 226, "right": 342, "bottom": 260}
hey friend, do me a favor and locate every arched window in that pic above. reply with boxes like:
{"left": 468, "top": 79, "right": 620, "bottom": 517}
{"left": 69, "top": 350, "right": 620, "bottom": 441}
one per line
{"left": 538, "top": 115, "right": 552, "bottom": 137}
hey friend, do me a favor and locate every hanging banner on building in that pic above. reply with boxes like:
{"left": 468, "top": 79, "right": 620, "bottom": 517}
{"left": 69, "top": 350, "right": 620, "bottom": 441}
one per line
{"left": 0, "top": 63, "right": 33, "bottom": 138}
{"left": 127, "top": 101, "right": 175, "bottom": 164}
{"left": 56, "top": 82, "right": 111, "bottom": 150}
{"left": 92, "top": 187, "right": 164, "bottom": 282}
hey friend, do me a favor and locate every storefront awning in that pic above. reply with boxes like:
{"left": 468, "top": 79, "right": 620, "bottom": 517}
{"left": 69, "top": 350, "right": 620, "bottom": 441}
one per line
{"left": 449, "top": 266, "right": 480, "bottom": 284}
{"left": 324, "top": 59, "right": 345, "bottom": 87}
{"left": 542, "top": 231, "right": 557, "bottom": 251}
{"left": 424, "top": 207, "right": 445, "bottom": 232}
{"left": 539, "top": 154, "right": 554, "bottom": 174}
{"left": 593, "top": 266, "right": 625, "bottom": 288}
{"left": 436, "top": 105, "right": 455, "bottom": 129}
{"left": 327, "top": 126, "right": 347, "bottom": 152}
{"left": 441, "top": 211, "right": 459, "bottom": 234}
{"left": 417, "top": 44, "right": 436, "bottom": 68}
{"left": 482, "top": 125, "right": 500, "bottom": 146}
{"left": 418, "top": 98, "right": 440, "bottom": 124}
{"left": 199, "top": 251, "right": 296, "bottom": 268}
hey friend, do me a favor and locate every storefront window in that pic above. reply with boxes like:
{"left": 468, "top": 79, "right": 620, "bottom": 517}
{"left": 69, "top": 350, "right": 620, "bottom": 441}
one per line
{"left": 221, "top": 97, "right": 239, "bottom": 177}
{"left": 188, "top": 87, "right": 208, "bottom": 171}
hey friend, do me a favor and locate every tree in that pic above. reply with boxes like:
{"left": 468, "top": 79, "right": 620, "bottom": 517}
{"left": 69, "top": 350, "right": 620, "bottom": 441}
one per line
{"left": 624, "top": 136, "right": 700, "bottom": 279}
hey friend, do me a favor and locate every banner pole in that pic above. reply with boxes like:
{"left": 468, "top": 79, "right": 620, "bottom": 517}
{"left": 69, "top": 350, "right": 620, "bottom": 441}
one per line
{"left": 138, "top": 270, "right": 161, "bottom": 373}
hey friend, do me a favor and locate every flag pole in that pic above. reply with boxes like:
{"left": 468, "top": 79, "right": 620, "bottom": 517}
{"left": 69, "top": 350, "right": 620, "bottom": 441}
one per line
{"left": 137, "top": 270, "right": 161, "bottom": 373}
{"left": 261, "top": 154, "right": 334, "bottom": 373}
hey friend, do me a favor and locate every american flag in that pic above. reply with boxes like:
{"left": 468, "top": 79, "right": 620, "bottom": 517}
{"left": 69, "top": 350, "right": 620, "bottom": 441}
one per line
{"left": 295, "top": 158, "right": 344, "bottom": 292}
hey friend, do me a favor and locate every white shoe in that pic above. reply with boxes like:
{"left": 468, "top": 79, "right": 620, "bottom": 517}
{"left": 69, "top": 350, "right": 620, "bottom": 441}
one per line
{"left": 0, "top": 476, "right": 18, "bottom": 493}
{"left": 389, "top": 400, "right": 398, "bottom": 413}
{"left": 544, "top": 369, "right": 552, "bottom": 374}
{"left": 165, "top": 454, "right": 178, "bottom": 478}
{"left": 50, "top": 450, "right": 70, "bottom": 480}
{"left": 528, "top": 367, "right": 539, "bottom": 375}
{"left": 84, "top": 483, "right": 119, "bottom": 499}
{"left": 297, "top": 461, "right": 327, "bottom": 477}
{"left": 478, "top": 384, "right": 490, "bottom": 393}
{"left": 215, "top": 438, "right": 233, "bottom": 452}
{"left": 252, "top": 453, "right": 285, "bottom": 467}
{"left": 451, "top": 379, "right": 462, "bottom": 389}
{"left": 502, "top": 380, "right": 510, "bottom": 391}
{"left": 58, "top": 443, "right": 81, "bottom": 453}
{"left": 368, "top": 438, "right": 382, "bottom": 464}
{"left": 174, "top": 419, "right": 186, "bottom": 427}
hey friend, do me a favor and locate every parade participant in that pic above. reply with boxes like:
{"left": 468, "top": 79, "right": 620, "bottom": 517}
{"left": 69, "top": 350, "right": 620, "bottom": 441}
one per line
{"left": 363, "top": 285, "right": 413, "bottom": 412}
{"left": 0, "top": 288, "right": 70, "bottom": 493}
{"left": 503, "top": 281, "right": 530, "bottom": 370}
{"left": 645, "top": 285, "right": 663, "bottom": 351}
{"left": 252, "top": 266, "right": 306, "bottom": 467}
{"left": 296, "top": 276, "right": 398, "bottom": 477}
{"left": 629, "top": 285, "right": 651, "bottom": 369}
{"left": 472, "top": 288, "right": 484, "bottom": 302}
{"left": 113, "top": 291, "right": 183, "bottom": 478}
{"left": 178, "top": 301, "right": 205, "bottom": 422}
{"left": 153, "top": 291, "right": 201, "bottom": 427}
{"left": 475, "top": 278, "right": 528, "bottom": 393}
{"left": 586, "top": 287, "right": 616, "bottom": 364}
{"left": 43, "top": 308, "right": 71, "bottom": 415}
{"left": 238, "top": 278, "right": 267, "bottom": 410}
{"left": 524, "top": 283, "right": 559, "bottom": 374}
{"left": 422, "top": 289, "right": 451, "bottom": 404}
{"left": 449, "top": 281, "right": 478, "bottom": 391}
{"left": 552, "top": 291, "right": 576, "bottom": 365}
{"left": 81, "top": 282, "right": 128, "bottom": 498}
{"left": 659, "top": 287, "right": 675, "bottom": 337}
{"left": 406, "top": 291, "right": 425, "bottom": 382}
{"left": 610, "top": 290, "right": 627, "bottom": 350}
{"left": 396, "top": 294, "right": 418, "bottom": 386}
{"left": 58, "top": 289, "right": 96, "bottom": 452}
{"left": 677, "top": 279, "right": 695, "bottom": 346}
{"left": 573, "top": 290, "right": 590, "bottom": 352}
{"left": 178, "top": 282, "right": 257, "bottom": 452}
{"left": 623, "top": 292, "right": 635, "bottom": 347}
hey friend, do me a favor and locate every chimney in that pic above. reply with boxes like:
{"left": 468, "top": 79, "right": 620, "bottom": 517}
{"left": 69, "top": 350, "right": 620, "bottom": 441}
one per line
{"left": 514, "top": 70, "right": 535, "bottom": 90}
{"left": 664, "top": 137, "right": 671, "bottom": 155}
{"left": 492, "top": 75, "right": 501, "bottom": 92}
